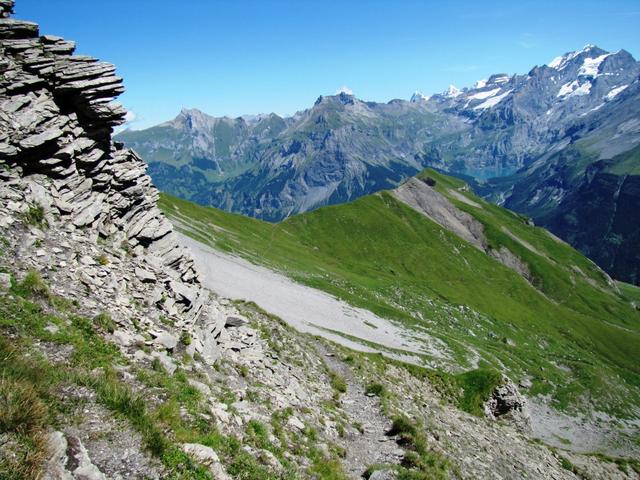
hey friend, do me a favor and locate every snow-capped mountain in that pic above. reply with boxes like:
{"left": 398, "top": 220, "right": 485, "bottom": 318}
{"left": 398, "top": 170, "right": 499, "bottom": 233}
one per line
{"left": 117, "top": 44, "right": 640, "bottom": 283}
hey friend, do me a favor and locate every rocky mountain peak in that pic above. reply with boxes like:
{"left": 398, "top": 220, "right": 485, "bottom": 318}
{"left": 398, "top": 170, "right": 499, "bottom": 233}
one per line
{"left": 443, "top": 84, "right": 462, "bottom": 98}
{"left": 410, "top": 90, "right": 430, "bottom": 103}
{"left": 547, "top": 43, "right": 609, "bottom": 71}
{"left": 172, "top": 107, "right": 215, "bottom": 131}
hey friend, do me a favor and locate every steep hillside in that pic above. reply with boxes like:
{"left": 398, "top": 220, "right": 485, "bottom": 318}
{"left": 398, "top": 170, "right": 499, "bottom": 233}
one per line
{"left": 160, "top": 169, "right": 640, "bottom": 455}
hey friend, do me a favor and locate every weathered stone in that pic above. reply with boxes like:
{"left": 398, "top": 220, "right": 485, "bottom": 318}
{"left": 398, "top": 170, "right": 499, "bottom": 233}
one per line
{"left": 0, "top": 18, "right": 38, "bottom": 39}
{"left": 225, "top": 315, "right": 248, "bottom": 328}
{"left": 0, "top": 272, "right": 10, "bottom": 290}
{"left": 43, "top": 431, "right": 106, "bottom": 480}
{"left": 187, "top": 378, "right": 211, "bottom": 397}
{"left": 112, "top": 329, "right": 135, "bottom": 347}
{"left": 150, "top": 350, "right": 176, "bottom": 374}
{"left": 181, "top": 444, "right": 230, "bottom": 480}
{"left": 484, "top": 379, "right": 531, "bottom": 431}
{"left": 150, "top": 329, "right": 178, "bottom": 350}
{"left": 287, "top": 416, "right": 305, "bottom": 431}
{"left": 368, "top": 470, "right": 396, "bottom": 480}
{"left": 134, "top": 266, "right": 156, "bottom": 283}
{"left": 18, "top": 127, "right": 62, "bottom": 149}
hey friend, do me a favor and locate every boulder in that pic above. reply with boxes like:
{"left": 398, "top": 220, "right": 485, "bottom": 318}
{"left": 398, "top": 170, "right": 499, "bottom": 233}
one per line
{"left": 181, "top": 443, "right": 231, "bottom": 480}
{"left": 484, "top": 379, "right": 531, "bottom": 431}
{"left": 225, "top": 315, "right": 248, "bottom": 327}
{"left": 134, "top": 266, "right": 156, "bottom": 283}
{"left": 152, "top": 330, "right": 178, "bottom": 350}
{"left": 150, "top": 350, "right": 176, "bottom": 375}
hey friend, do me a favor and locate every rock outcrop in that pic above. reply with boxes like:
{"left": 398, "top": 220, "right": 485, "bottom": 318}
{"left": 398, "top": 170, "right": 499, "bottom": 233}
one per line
{"left": 0, "top": 0, "right": 215, "bottom": 329}
{"left": 484, "top": 379, "right": 532, "bottom": 432}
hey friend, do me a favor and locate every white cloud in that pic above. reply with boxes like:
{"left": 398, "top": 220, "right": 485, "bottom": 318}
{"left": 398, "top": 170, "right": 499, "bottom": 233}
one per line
{"left": 335, "top": 86, "right": 353, "bottom": 95}
{"left": 124, "top": 110, "right": 137, "bottom": 123}
{"left": 115, "top": 109, "right": 141, "bottom": 133}
{"left": 518, "top": 33, "right": 537, "bottom": 49}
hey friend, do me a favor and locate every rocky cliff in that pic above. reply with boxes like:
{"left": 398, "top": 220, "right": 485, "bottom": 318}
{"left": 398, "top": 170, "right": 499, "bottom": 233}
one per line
{"left": 0, "top": 0, "right": 215, "bottom": 325}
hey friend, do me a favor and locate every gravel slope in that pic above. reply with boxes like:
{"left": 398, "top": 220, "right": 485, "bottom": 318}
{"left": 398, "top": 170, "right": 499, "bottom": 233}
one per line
{"left": 178, "top": 233, "right": 441, "bottom": 363}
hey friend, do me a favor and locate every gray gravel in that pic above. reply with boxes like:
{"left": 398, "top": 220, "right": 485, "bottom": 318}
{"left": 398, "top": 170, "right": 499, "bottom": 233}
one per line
{"left": 178, "top": 234, "right": 443, "bottom": 363}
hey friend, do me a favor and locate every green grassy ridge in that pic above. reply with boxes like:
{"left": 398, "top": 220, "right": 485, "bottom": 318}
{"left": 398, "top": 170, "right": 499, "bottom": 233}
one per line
{"left": 159, "top": 171, "right": 640, "bottom": 417}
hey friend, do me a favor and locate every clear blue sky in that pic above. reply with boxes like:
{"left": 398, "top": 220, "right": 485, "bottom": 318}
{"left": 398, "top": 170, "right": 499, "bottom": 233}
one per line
{"left": 17, "top": 0, "right": 640, "bottom": 129}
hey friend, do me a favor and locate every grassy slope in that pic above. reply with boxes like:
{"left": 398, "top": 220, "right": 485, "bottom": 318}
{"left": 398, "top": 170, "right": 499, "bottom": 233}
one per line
{"left": 159, "top": 170, "right": 640, "bottom": 418}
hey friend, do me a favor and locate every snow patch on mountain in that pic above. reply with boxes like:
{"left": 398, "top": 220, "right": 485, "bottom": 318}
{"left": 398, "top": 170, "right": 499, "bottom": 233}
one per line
{"left": 473, "top": 89, "right": 512, "bottom": 110}
{"left": 605, "top": 84, "right": 628, "bottom": 101}
{"left": 491, "top": 75, "right": 511, "bottom": 84}
{"left": 468, "top": 88, "right": 501, "bottom": 101}
{"left": 548, "top": 44, "right": 596, "bottom": 70}
{"left": 557, "top": 80, "right": 592, "bottom": 98}
{"left": 579, "top": 54, "right": 611, "bottom": 78}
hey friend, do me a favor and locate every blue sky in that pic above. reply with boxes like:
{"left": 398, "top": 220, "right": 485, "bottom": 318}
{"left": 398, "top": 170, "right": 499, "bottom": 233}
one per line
{"left": 17, "top": 0, "right": 640, "bottom": 129}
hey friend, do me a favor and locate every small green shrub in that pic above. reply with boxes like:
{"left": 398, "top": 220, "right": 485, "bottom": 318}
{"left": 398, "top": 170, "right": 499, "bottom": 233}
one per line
{"left": 329, "top": 372, "right": 347, "bottom": 394}
{"left": 560, "top": 457, "right": 576, "bottom": 472}
{"left": 388, "top": 415, "right": 416, "bottom": 437}
{"left": 179, "top": 331, "right": 192, "bottom": 346}
{"left": 94, "top": 312, "right": 116, "bottom": 333}
{"left": 455, "top": 368, "right": 503, "bottom": 416}
{"left": 365, "top": 383, "right": 386, "bottom": 397}
{"left": 22, "top": 204, "right": 47, "bottom": 228}
{"left": 97, "top": 254, "right": 109, "bottom": 266}
{"left": 15, "top": 271, "right": 49, "bottom": 301}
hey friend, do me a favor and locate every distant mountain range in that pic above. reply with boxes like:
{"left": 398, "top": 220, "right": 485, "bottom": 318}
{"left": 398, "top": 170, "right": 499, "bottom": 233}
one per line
{"left": 116, "top": 44, "right": 640, "bottom": 284}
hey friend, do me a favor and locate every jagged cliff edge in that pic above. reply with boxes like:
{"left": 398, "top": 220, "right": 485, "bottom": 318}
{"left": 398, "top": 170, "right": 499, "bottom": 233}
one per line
{"left": 0, "top": 0, "right": 227, "bottom": 361}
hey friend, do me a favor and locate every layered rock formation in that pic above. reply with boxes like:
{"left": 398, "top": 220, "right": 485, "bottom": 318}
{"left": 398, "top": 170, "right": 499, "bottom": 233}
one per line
{"left": 0, "top": 0, "right": 214, "bottom": 329}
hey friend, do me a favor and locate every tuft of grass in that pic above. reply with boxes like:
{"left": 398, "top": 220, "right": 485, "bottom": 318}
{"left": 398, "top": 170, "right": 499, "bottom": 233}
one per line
{"left": 94, "top": 312, "right": 116, "bottom": 334}
{"left": 22, "top": 203, "right": 47, "bottom": 228}
{"left": 387, "top": 415, "right": 450, "bottom": 479}
{"left": 97, "top": 254, "right": 110, "bottom": 266}
{"left": 388, "top": 415, "right": 417, "bottom": 438}
{"left": 365, "top": 383, "right": 386, "bottom": 397}
{"left": 454, "top": 368, "right": 503, "bottom": 416}
{"left": 14, "top": 270, "right": 49, "bottom": 301}
{"left": 559, "top": 457, "right": 576, "bottom": 472}
{"left": 0, "top": 376, "right": 48, "bottom": 435}
{"left": 329, "top": 372, "right": 347, "bottom": 395}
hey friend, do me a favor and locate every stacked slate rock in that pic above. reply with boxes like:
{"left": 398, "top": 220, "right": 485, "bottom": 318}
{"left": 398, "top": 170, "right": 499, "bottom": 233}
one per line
{"left": 0, "top": 1, "right": 222, "bottom": 338}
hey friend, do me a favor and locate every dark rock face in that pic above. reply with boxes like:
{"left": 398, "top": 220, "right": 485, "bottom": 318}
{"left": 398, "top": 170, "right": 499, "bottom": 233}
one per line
{"left": 539, "top": 167, "right": 640, "bottom": 285}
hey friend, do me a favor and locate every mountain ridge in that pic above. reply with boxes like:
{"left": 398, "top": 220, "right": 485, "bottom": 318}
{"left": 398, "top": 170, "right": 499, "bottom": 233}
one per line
{"left": 117, "top": 43, "right": 640, "bottom": 283}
